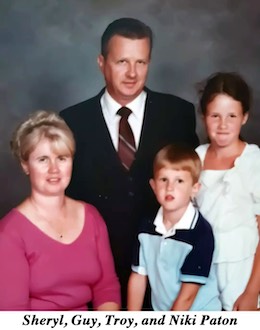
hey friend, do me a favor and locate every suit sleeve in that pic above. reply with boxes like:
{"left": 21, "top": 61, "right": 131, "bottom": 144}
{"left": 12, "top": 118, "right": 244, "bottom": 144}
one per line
{"left": 59, "top": 108, "right": 89, "bottom": 201}
{"left": 182, "top": 102, "right": 200, "bottom": 148}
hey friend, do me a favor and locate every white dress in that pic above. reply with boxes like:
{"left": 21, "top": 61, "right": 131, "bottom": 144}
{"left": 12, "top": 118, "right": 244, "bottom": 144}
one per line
{"left": 196, "top": 143, "right": 260, "bottom": 310}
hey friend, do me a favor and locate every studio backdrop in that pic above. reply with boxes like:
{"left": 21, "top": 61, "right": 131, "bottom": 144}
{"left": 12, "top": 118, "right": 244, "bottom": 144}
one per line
{"left": 0, "top": 0, "right": 259, "bottom": 217}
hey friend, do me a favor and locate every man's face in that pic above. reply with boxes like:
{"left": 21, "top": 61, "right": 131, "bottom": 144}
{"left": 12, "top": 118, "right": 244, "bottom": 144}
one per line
{"left": 97, "top": 35, "right": 150, "bottom": 105}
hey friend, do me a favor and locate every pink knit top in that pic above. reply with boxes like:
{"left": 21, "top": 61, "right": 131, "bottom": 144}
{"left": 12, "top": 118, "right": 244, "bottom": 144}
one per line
{"left": 0, "top": 203, "right": 120, "bottom": 310}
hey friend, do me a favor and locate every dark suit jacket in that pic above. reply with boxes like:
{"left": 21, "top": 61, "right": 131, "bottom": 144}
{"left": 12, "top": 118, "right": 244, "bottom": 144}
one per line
{"left": 60, "top": 87, "right": 199, "bottom": 303}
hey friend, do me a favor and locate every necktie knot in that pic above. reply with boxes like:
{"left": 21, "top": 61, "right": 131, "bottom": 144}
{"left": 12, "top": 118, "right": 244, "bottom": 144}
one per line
{"left": 117, "top": 107, "right": 132, "bottom": 119}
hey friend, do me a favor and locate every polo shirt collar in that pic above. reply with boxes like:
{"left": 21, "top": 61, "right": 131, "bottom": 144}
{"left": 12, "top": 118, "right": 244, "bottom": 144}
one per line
{"left": 154, "top": 202, "right": 198, "bottom": 237}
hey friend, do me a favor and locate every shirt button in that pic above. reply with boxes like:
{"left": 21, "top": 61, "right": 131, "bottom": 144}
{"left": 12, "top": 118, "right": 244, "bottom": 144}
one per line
{"left": 128, "top": 191, "right": 135, "bottom": 197}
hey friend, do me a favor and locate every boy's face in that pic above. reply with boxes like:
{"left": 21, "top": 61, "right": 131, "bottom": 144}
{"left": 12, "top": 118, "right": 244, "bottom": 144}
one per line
{"left": 150, "top": 167, "right": 200, "bottom": 220}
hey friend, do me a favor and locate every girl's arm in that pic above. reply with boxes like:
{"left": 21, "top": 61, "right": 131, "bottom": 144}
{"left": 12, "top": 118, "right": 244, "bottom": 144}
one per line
{"left": 257, "top": 215, "right": 260, "bottom": 236}
{"left": 233, "top": 215, "right": 260, "bottom": 310}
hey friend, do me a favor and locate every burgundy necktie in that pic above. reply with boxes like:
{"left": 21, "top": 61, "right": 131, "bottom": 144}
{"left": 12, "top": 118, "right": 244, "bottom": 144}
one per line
{"left": 117, "top": 107, "right": 136, "bottom": 170}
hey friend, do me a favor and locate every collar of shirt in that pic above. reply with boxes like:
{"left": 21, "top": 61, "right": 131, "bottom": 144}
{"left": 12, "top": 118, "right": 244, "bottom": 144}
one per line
{"left": 100, "top": 89, "right": 147, "bottom": 149}
{"left": 101, "top": 89, "right": 147, "bottom": 120}
{"left": 154, "top": 202, "right": 198, "bottom": 237}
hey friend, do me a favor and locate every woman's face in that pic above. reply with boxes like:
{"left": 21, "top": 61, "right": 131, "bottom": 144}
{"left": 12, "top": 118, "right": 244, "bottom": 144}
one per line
{"left": 204, "top": 94, "right": 248, "bottom": 148}
{"left": 22, "top": 137, "right": 73, "bottom": 197}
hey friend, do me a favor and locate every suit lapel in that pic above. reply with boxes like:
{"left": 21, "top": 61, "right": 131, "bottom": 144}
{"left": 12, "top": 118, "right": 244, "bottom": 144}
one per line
{"left": 90, "top": 92, "right": 127, "bottom": 171}
{"left": 135, "top": 90, "right": 161, "bottom": 159}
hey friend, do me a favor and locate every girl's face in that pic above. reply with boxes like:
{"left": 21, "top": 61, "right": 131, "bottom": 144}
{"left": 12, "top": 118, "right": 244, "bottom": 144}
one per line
{"left": 204, "top": 94, "right": 248, "bottom": 148}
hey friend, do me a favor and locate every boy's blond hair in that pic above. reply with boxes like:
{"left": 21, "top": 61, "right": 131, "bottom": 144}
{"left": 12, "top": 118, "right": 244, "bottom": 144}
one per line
{"left": 153, "top": 143, "right": 201, "bottom": 184}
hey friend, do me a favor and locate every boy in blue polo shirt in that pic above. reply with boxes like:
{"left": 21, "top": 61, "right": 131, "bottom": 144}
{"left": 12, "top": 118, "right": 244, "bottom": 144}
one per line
{"left": 127, "top": 143, "right": 221, "bottom": 311}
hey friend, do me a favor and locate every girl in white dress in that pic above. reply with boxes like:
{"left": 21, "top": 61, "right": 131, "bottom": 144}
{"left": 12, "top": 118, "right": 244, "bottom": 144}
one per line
{"left": 196, "top": 72, "right": 260, "bottom": 310}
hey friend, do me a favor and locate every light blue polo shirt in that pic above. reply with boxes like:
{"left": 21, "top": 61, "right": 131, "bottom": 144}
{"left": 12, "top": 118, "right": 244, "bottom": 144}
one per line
{"left": 132, "top": 203, "right": 221, "bottom": 310}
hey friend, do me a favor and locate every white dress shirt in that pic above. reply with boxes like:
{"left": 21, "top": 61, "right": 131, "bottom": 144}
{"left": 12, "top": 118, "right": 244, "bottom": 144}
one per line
{"left": 100, "top": 89, "right": 147, "bottom": 150}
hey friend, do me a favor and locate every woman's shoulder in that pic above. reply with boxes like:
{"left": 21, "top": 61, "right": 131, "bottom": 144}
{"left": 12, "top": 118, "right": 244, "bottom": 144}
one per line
{"left": 0, "top": 208, "right": 15, "bottom": 221}
{"left": 69, "top": 199, "right": 105, "bottom": 227}
{"left": 0, "top": 208, "right": 23, "bottom": 228}
{"left": 66, "top": 198, "right": 94, "bottom": 215}
{"left": 67, "top": 198, "right": 102, "bottom": 223}
{"left": 0, "top": 208, "right": 29, "bottom": 242}
{"left": 75, "top": 200, "right": 102, "bottom": 217}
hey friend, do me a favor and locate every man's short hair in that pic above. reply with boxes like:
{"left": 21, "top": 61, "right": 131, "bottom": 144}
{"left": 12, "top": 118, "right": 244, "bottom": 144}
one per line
{"left": 101, "top": 17, "right": 153, "bottom": 58}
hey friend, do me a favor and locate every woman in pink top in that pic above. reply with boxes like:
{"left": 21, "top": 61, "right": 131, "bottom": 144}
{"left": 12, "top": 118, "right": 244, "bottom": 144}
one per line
{"left": 0, "top": 110, "right": 121, "bottom": 310}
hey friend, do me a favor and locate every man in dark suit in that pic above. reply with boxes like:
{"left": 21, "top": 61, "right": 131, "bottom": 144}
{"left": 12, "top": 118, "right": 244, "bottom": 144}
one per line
{"left": 60, "top": 17, "right": 199, "bottom": 308}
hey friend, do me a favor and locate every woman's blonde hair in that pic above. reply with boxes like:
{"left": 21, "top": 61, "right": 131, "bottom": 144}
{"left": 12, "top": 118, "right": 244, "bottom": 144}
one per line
{"left": 10, "top": 110, "right": 75, "bottom": 162}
